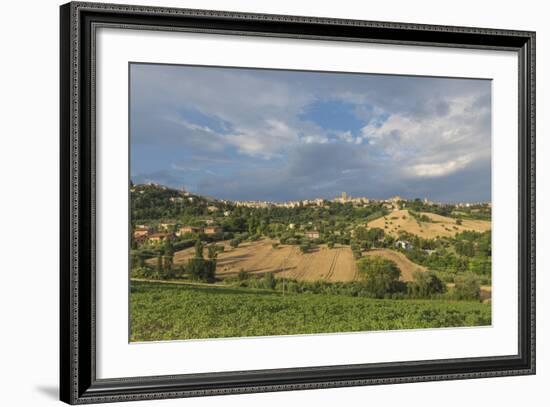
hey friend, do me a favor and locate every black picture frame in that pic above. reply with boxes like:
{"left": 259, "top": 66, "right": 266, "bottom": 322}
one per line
{"left": 60, "top": 2, "right": 536, "bottom": 404}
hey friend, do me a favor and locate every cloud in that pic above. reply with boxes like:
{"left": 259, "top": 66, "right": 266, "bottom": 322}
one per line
{"left": 130, "top": 64, "right": 491, "bottom": 202}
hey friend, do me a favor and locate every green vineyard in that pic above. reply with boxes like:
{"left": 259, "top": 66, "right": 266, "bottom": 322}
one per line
{"left": 130, "top": 281, "right": 491, "bottom": 342}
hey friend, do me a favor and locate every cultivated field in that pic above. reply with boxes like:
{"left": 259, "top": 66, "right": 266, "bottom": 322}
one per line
{"left": 170, "top": 239, "right": 360, "bottom": 282}
{"left": 367, "top": 209, "right": 491, "bottom": 239}
{"left": 130, "top": 281, "right": 492, "bottom": 341}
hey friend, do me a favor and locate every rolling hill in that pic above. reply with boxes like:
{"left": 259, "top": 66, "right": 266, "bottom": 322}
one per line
{"left": 366, "top": 209, "right": 491, "bottom": 239}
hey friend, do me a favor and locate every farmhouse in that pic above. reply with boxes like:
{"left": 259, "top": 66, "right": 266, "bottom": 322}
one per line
{"left": 204, "top": 226, "right": 223, "bottom": 235}
{"left": 148, "top": 233, "right": 174, "bottom": 244}
{"left": 395, "top": 240, "right": 413, "bottom": 250}
{"left": 134, "top": 225, "right": 152, "bottom": 240}
{"left": 159, "top": 223, "right": 176, "bottom": 230}
{"left": 177, "top": 226, "right": 202, "bottom": 236}
{"left": 304, "top": 231, "right": 320, "bottom": 239}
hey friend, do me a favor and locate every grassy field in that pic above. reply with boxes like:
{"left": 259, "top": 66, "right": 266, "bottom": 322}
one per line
{"left": 367, "top": 209, "right": 491, "bottom": 239}
{"left": 130, "top": 281, "right": 491, "bottom": 342}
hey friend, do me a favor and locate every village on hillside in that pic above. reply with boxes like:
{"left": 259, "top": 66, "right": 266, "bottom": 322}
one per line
{"left": 130, "top": 182, "right": 492, "bottom": 302}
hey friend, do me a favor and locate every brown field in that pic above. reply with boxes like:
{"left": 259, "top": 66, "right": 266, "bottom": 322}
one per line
{"left": 164, "top": 239, "right": 424, "bottom": 283}
{"left": 362, "top": 248, "right": 427, "bottom": 281}
{"left": 168, "top": 239, "right": 358, "bottom": 282}
{"left": 367, "top": 209, "right": 491, "bottom": 239}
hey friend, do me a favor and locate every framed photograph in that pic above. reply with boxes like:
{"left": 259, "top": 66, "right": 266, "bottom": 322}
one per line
{"left": 60, "top": 1, "right": 535, "bottom": 404}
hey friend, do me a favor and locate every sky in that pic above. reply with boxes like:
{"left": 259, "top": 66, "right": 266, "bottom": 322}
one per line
{"left": 130, "top": 63, "right": 491, "bottom": 203}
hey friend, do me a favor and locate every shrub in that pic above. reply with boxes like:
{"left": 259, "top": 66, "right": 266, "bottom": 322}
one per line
{"left": 408, "top": 271, "right": 446, "bottom": 298}
{"left": 229, "top": 238, "right": 240, "bottom": 248}
{"left": 207, "top": 245, "right": 218, "bottom": 260}
{"left": 194, "top": 239, "right": 204, "bottom": 258}
{"left": 300, "top": 239, "right": 313, "bottom": 253}
{"left": 453, "top": 273, "right": 481, "bottom": 300}
{"left": 187, "top": 258, "right": 216, "bottom": 282}
{"left": 237, "top": 269, "right": 250, "bottom": 281}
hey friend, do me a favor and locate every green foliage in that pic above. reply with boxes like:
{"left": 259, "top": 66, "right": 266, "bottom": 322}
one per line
{"left": 455, "top": 240, "right": 475, "bottom": 257}
{"left": 453, "top": 273, "right": 481, "bottom": 300}
{"left": 237, "top": 269, "right": 250, "bottom": 281}
{"left": 229, "top": 238, "right": 240, "bottom": 248}
{"left": 357, "top": 256, "right": 401, "bottom": 298}
{"left": 354, "top": 226, "right": 369, "bottom": 241}
{"left": 194, "top": 239, "right": 204, "bottom": 258}
{"left": 130, "top": 282, "right": 491, "bottom": 341}
{"left": 207, "top": 245, "right": 218, "bottom": 260}
{"left": 186, "top": 258, "right": 216, "bottom": 283}
{"left": 351, "top": 242, "right": 362, "bottom": 259}
{"left": 163, "top": 238, "right": 174, "bottom": 256}
{"left": 468, "top": 256, "right": 491, "bottom": 276}
{"left": 262, "top": 272, "right": 277, "bottom": 289}
{"left": 365, "top": 227, "right": 385, "bottom": 246}
{"left": 299, "top": 239, "right": 313, "bottom": 253}
{"left": 408, "top": 271, "right": 446, "bottom": 298}
{"left": 155, "top": 255, "right": 162, "bottom": 277}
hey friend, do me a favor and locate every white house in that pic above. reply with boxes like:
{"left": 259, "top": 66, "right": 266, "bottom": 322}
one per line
{"left": 395, "top": 240, "right": 413, "bottom": 250}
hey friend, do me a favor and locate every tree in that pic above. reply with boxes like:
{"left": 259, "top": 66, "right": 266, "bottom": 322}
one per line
{"left": 351, "top": 242, "right": 362, "bottom": 259}
{"left": 357, "top": 256, "right": 401, "bottom": 298}
{"left": 454, "top": 272, "right": 481, "bottom": 300}
{"left": 207, "top": 245, "right": 218, "bottom": 260}
{"left": 299, "top": 239, "right": 312, "bottom": 253}
{"left": 262, "top": 272, "right": 276, "bottom": 289}
{"left": 137, "top": 253, "right": 145, "bottom": 268}
{"left": 354, "top": 226, "right": 369, "bottom": 241}
{"left": 366, "top": 227, "right": 385, "bottom": 246}
{"left": 469, "top": 256, "right": 491, "bottom": 276}
{"left": 163, "top": 237, "right": 174, "bottom": 256}
{"left": 194, "top": 239, "right": 204, "bottom": 258}
{"left": 162, "top": 255, "right": 175, "bottom": 279}
{"left": 187, "top": 258, "right": 216, "bottom": 282}
{"left": 155, "top": 255, "right": 162, "bottom": 278}
{"left": 409, "top": 270, "right": 445, "bottom": 297}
